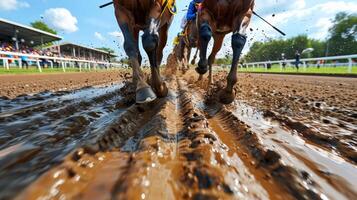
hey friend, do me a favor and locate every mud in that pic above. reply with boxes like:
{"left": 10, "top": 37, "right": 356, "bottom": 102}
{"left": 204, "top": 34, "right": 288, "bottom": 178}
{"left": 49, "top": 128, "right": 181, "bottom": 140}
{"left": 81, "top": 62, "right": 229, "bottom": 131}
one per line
{"left": 0, "top": 71, "right": 128, "bottom": 99}
{"left": 1, "top": 69, "right": 357, "bottom": 200}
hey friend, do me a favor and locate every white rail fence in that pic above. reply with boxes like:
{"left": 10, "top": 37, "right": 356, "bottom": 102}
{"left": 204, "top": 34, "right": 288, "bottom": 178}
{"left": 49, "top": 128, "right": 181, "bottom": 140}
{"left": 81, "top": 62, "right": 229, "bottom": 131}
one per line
{"left": 0, "top": 51, "right": 124, "bottom": 72}
{"left": 243, "top": 54, "right": 357, "bottom": 73}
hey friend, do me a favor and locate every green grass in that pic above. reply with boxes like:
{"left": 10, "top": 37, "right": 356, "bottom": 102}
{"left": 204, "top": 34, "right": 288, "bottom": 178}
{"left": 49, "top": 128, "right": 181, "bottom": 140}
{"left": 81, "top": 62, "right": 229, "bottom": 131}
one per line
{"left": 0, "top": 66, "right": 120, "bottom": 75}
{"left": 237, "top": 65, "right": 357, "bottom": 75}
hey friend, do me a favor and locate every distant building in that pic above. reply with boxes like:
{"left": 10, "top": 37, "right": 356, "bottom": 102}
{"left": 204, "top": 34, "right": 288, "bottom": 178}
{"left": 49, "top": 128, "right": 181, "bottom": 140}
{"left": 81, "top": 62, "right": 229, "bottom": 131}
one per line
{"left": 0, "top": 18, "right": 62, "bottom": 50}
{"left": 45, "top": 42, "right": 117, "bottom": 61}
{"left": 0, "top": 18, "right": 117, "bottom": 62}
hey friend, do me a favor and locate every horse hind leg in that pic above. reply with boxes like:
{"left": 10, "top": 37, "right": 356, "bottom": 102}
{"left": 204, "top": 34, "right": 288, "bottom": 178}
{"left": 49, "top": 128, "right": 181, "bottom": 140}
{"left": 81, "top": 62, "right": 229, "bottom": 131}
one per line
{"left": 191, "top": 48, "right": 198, "bottom": 65}
{"left": 183, "top": 47, "right": 191, "bottom": 74}
{"left": 208, "top": 34, "right": 225, "bottom": 86}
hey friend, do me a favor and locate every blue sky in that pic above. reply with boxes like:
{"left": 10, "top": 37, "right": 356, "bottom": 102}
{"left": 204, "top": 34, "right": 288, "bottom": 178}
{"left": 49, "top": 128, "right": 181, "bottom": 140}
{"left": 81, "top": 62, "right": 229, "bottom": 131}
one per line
{"left": 1, "top": 0, "right": 357, "bottom": 62}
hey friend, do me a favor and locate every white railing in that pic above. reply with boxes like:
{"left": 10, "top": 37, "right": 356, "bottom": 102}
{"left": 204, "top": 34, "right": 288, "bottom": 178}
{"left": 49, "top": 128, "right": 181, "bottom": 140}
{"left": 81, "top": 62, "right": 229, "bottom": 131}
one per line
{"left": 0, "top": 51, "right": 124, "bottom": 72}
{"left": 243, "top": 54, "right": 357, "bottom": 73}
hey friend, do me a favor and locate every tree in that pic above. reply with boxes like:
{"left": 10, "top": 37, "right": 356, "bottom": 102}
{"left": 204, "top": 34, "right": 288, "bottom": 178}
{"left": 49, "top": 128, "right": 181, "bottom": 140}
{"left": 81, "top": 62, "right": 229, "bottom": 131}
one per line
{"left": 243, "top": 35, "right": 326, "bottom": 62}
{"left": 30, "top": 21, "right": 57, "bottom": 35}
{"left": 327, "top": 12, "right": 357, "bottom": 56}
{"left": 96, "top": 47, "right": 115, "bottom": 54}
{"left": 215, "top": 55, "right": 232, "bottom": 65}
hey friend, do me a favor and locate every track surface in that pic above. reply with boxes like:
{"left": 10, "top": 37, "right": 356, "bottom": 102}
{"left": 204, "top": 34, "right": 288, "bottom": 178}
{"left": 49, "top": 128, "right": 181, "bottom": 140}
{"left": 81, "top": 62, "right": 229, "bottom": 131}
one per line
{"left": 0, "top": 71, "right": 126, "bottom": 99}
{"left": 0, "top": 70, "right": 356, "bottom": 200}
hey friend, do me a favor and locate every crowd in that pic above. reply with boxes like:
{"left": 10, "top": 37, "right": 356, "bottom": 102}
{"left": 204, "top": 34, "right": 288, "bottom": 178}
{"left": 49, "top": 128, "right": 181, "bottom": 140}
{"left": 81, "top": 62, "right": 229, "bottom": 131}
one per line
{"left": 0, "top": 41, "right": 111, "bottom": 69}
{"left": 0, "top": 41, "right": 56, "bottom": 68}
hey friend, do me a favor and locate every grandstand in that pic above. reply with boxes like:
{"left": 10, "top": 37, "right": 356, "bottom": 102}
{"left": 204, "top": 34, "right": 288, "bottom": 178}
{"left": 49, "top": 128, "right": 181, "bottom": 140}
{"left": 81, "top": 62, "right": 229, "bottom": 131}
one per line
{"left": 0, "top": 18, "right": 119, "bottom": 71}
{"left": 0, "top": 18, "right": 61, "bottom": 50}
{"left": 45, "top": 43, "right": 116, "bottom": 62}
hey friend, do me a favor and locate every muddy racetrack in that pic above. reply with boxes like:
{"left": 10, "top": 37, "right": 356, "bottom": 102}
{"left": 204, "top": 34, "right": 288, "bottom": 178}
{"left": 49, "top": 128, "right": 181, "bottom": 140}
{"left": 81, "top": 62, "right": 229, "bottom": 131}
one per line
{"left": 0, "top": 69, "right": 356, "bottom": 200}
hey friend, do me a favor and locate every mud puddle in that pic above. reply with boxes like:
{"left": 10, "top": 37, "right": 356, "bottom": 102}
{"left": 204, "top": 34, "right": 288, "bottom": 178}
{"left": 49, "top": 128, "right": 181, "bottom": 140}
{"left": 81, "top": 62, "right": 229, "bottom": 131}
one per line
{"left": 230, "top": 101, "right": 357, "bottom": 199}
{"left": 0, "top": 83, "right": 131, "bottom": 200}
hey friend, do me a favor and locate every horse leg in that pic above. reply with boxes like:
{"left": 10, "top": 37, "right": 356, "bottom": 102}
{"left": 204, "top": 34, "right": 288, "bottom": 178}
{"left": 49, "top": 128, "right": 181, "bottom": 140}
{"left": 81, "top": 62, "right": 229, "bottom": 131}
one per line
{"left": 219, "top": 11, "right": 252, "bottom": 104}
{"left": 191, "top": 48, "right": 198, "bottom": 65}
{"left": 208, "top": 33, "right": 225, "bottom": 85}
{"left": 142, "top": 16, "right": 168, "bottom": 98}
{"left": 114, "top": 5, "right": 156, "bottom": 103}
{"left": 196, "top": 12, "right": 212, "bottom": 75}
{"left": 185, "top": 47, "right": 191, "bottom": 73}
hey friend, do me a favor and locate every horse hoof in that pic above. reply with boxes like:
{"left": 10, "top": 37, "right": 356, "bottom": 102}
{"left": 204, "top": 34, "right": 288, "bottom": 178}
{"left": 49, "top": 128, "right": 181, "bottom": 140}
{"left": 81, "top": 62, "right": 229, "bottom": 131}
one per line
{"left": 153, "top": 82, "right": 169, "bottom": 98}
{"left": 136, "top": 87, "right": 157, "bottom": 104}
{"left": 195, "top": 66, "right": 208, "bottom": 75}
{"left": 196, "top": 60, "right": 208, "bottom": 75}
{"left": 219, "top": 89, "right": 235, "bottom": 104}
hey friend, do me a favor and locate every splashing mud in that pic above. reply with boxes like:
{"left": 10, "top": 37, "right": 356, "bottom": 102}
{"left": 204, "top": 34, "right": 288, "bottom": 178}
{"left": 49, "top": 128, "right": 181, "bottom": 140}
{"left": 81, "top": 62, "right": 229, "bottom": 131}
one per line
{"left": 1, "top": 70, "right": 357, "bottom": 200}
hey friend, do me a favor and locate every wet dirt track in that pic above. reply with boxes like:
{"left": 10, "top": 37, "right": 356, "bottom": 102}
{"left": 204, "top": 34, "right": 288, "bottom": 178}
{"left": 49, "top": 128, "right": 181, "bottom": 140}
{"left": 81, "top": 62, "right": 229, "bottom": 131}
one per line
{"left": 1, "top": 70, "right": 357, "bottom": 200}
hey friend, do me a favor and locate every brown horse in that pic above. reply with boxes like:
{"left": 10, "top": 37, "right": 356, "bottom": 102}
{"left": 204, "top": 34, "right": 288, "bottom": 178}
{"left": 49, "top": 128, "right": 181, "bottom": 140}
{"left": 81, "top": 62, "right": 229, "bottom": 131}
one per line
{"left": 195, "top": 0, "right": 254, "bottom": 104}
{"left": 113, "top": 0, "right": 175, "bottom": 103}
{"left": 175, "top": 20, "right": 199, "bottom": 73}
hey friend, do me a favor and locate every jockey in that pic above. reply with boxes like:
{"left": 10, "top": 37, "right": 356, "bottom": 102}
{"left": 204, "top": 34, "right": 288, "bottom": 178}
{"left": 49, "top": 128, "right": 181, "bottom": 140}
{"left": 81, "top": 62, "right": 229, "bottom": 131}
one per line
{"left": 173, "top": 33, "right": 180, "bottom": 45}
{"left": 186, "top": 0, "right": 204, "bottom": 21}
{"left": 181, "top": 0, "right": 203, "bottom": 29}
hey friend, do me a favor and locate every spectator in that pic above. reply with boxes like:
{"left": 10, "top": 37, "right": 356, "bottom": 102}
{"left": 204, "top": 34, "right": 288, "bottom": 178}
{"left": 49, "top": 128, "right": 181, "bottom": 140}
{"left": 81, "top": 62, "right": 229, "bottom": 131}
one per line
{"left": 295, "top": 50, "right": 301, "bottom": 71}
{"left": 267, "top": 60, "right": 272, "bottom": 70}
{"left": 281, "top": 53, "right": 286, "bottom": 70}
{"left": 20, "top": 50, "right": 29, "bottom": 69}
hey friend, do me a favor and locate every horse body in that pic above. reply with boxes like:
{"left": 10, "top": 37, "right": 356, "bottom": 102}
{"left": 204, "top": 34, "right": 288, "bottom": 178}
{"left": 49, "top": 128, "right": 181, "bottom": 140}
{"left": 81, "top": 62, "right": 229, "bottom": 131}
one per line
{"left": 113, "top": 0, "right": 175, "bottom": 103}
{"left": 203, "top": 0, "right": 236, "bottom": 32}
{"left": 176, "top": 20, "right": 199, "bottom": 73}
{"left": 196, "top": 0, "right": 254, "bottom": 104}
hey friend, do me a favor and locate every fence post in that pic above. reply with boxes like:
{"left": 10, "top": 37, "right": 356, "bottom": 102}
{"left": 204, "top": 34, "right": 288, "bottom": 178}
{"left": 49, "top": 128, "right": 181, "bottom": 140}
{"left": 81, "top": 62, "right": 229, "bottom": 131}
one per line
{"left": 264, "top": 63, "right": 267, "bottom": 71}
{"left": 303, "top": 61, "right": 307, "bottom": 71}
{"left": 62, "top": 62, "right": 66, "bottom": 72}
{"left": 36, "top": 60, "right": 42, "bottom": 73}
{"left": 19, "top": 59, "right": 22, "bottom": 69}
{"left": 5, "top": 59, "right": 9, "bottom": 70}
{"left": 348, "top": 58, "right": 352, "bottom": 73}
{"left": 279, "top": 62, "right": 282, "bottom": 71}
{"left": 79, "top": 63, "right": 82, "bottom": 72}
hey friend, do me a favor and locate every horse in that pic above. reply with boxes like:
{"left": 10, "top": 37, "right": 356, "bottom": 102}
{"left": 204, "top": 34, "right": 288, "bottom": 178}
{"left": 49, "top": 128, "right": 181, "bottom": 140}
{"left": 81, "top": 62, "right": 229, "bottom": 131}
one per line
{"left": 175, "top": 20, "right": 199, "bottom": 73}
{"left": 195, "top": 0, "right": 254, "bottom": 104}
{"left": 113, "top": 0, "right": 176, "bottom": 103}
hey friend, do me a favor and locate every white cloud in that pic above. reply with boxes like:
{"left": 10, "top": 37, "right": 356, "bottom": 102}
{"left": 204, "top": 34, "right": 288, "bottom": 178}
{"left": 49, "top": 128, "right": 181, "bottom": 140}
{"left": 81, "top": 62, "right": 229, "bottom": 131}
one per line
{"left": 255, "top": 0, "right": 306, "bottom": 13}
{"left": 238, "top": 1, "right": 357, "bottom": 55}
{"left": 263, "top": 1, "right": 357, "bottom": 27}
{"left": 311, "top": 17, "right": 333, "bottom": 40}
{"left": 108, "top": 31, "right": 123, "bottom": 38}
{"left": 0, "top": 0, "right": 29, "bottom": 11}
{"left": 108, "top": 31, "right": 124, "bottom": 45}
{"left": 43, "top": 8, "right": 78, "bottom": 33}
{"left": 94, "top": 32, "right": 105, "bottom": 41}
